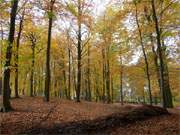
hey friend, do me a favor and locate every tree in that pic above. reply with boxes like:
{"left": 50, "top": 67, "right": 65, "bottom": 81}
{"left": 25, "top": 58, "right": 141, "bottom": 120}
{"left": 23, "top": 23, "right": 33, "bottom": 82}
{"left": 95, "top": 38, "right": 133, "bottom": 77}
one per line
{"left": 26, "top": 32, "right": 38, "bottom": 97}
{"left": 14, "top": 8, "right": 25, "bottom": 98}
{"left": 1, "top": 0, "right": 19, "bottom": 112}
{"left": 67, "top": 31, "right": 71, "bottom": 99}
{"left": 44, "top": 0, "right": 56, "bottom": 102}
{"left": 119, "top": 54, "right": 124, "bottom": 105}
{"left": 65, "top": 0, "right": 93, "bottom": 102}
{"left": 87, "top": 44, "right": 91, "bottom": 101}
{"left": 134, "top": 1, "right": 152, "bottom": 105}
{"left": 76, "top": 0, "right": 82, "bottom": 102}
{"left": 151, "top": 0, "right": 173, "bottom": 108}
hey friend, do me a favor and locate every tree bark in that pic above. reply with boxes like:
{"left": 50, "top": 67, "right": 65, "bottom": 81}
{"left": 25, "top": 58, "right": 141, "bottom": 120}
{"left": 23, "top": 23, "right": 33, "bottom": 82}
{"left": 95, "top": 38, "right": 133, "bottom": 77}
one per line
{"left": 150, "top": 35, "right": 162, "bottom": 103}
{"left": 68, "top": 48, "right": 71, "bottom": 99}
{"left": 44, "top": 0, "right": 55, "bottom": 102}
{"left": 76, "top": 0, "right": 82, "bottom": 102}
{"left": 30, "top": 42, "right": 35, "bottom": 97}
{"left": 72, "top": 56, "right": 77, "bottom": 99}
{"left": 87, "top": 45, "right": 91, "bottom": 101}
{"left": 14, "top": 10, "right": 25, "bottom": 98}
{"left": 161, "top": 40, "right": 173, "bottom": 107}
{"left": 135, "top": 3, "right": 152, "bottom": 105}
{"left": 120, "top": 55, "right": 124, "bottom": 105}
{"left": 102, "top": 48, "right": 106, "bottom": 102}
{"left": 1, "top": 0, "right": 19, "bottom": 112}
{"left": 63, "top": 65, "right": 67, "bottom": 99}
{"left": 111, "top": 75, "right": 114, "bottom": 102}
{"left": 151, "top": 0, "right": 173, "bottom": 108}
{"left": 106, "top": 46, "right": 111, "bottom": 103}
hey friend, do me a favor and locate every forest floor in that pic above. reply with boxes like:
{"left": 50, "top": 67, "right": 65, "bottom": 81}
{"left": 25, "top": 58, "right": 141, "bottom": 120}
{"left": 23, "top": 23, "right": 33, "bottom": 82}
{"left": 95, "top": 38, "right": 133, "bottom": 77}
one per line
{"left": 0, "top": 97, "right": 179, "bottom": 135}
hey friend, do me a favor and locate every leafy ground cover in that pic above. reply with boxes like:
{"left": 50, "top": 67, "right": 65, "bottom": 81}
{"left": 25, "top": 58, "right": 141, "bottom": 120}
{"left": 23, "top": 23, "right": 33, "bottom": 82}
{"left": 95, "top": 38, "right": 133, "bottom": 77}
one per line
{"left": 0, "top": 97, "right": 179, "bottom": 135}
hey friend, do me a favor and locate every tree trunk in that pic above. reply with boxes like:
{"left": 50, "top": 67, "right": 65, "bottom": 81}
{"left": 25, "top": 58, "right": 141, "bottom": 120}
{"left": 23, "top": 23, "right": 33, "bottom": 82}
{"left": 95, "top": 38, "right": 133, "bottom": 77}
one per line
{"left": 72, "top": 58, "right": 77, "bottom": 99}
{"left": 95, "top": 68, "right": 100, "bottom": 102}
{"left": 150, "top": 35, "right": 163, "bottom": 104}
{"left": 76, "top": 0, "right": 82, "bottom": 102}
{"left": 159, "top": 0, "right": 173, "bottom": 108}
{"left": 87, "top": 45, "right": 91, "bottom": 101}
{"left": 151, "top": 0, "right": 173, "bottom": 108}
{"left": 63, "top": 67, "right": 67, "bottom": 99}
{"left": 44, "top": 0, "right": 55, "bottom": 102}
{"left": 161, "top": 40, "right": 173, "bottom": 108}
{"left": 102, "top": 48, "right": 106, "bottom": 102}
{"left": 120, "top": 55, "right": 124, "bottom": 105}
{"left": 30, "top": 43, "right": 35, "bottom": 97}
{"left": 14, "top": 10, "right": 24, "bottom": 98}
{"left": 22, "top": 71, "right": 28, "bottom": 96}
{"left": 106, "top": 47, "right": 111, "bottom": 103}
{"left": 135, "top": 3, "right": 152, "bottom": 105}
{"left": 0, "top": 24, "right": 3, "bottom": 85}
{"left": 68, "top": 48, "right": 71, "bottom": 99}
{"left": 111, "top": 75, "right": 114, "bottom": 102}
{"left": 1, "top": 0, "right": 19, "bottom": 112}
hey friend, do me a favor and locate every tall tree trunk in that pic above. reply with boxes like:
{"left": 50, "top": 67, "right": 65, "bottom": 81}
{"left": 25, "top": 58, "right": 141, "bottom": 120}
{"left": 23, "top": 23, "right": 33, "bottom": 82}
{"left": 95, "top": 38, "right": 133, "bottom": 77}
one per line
{"left": 161, "top": 40, "right": 173, "bottom": 107}
{"left": 150, "top": 35, "right": 162, "bottom": 103}
{"left": 68, "top": 48, "right": 71, "bottom": 99}
{"left": 150, "top": 35, "right": 161, "bottom": 86}
{"left": 106, "top": 47, "right": 111, "bottom": 103}
{"left": 111, "top": 75, "right": 114, "bottom": 102}
{"left": 38, "top": 66, "right": 42, "bottom": 96}
{"left": 87, "top": 45, "right": 91, "bottom": 101}
{"left": 0, "top": 24, "right": 3, "bottom": 95}
{"left": 151, "top": 0, "right": 173, "bottom": 108}
{"left": 22, "top": 71, "right": 28, "bottom": 96}
{"left": 63, "top": 67, "right": 67, "bottom": 99}
{"left": 14, "top": 10, "right": 24, "bottom": 98}
{"left": 52, "top": 61, "right": 55, "bottom": 97}
{"left": 30, "top": 43, "right": 35, "bottom": 97}
{"left": 61, "top": 52, "right": 68, "bottom": 99}
{"left": 33, "top": 74, "right": 36, "bottom": 96}
{"left": 102, "top": 48, "right": 106, "bottom": 102}
{"left": 1, "top": 0, "right": 19, "bottom": 112}
{"left": 44, "top": 0, "right": 55, "bottom": 102}
{"left": 158, "top": 0, "right": 173, "bottom": 108}
{"left": 76, "top": 0, "right": 82, "bottom": 102}
{"left": 135, "top": 3, "right": 152, "bottom": 105}
{"left": 95, "top": 67, "right": 100, "bottom": 102}
{"left": 120, "top": 55, "right": 124, "bottom": 105}
{"left": 72, "top": 57, "right": 77, "bottom": 99}
{"left": 83, "top": 70, "right": 88, "bottom": 100}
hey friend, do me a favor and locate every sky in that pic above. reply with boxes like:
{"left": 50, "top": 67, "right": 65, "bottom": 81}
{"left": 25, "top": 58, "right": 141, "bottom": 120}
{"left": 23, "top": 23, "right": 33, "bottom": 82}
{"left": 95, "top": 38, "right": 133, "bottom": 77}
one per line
{"left": 52, "top": 0, "right": 111, "bottom": 35}
{"left": 93, "top": 0, "right": 111, "bottom": 16}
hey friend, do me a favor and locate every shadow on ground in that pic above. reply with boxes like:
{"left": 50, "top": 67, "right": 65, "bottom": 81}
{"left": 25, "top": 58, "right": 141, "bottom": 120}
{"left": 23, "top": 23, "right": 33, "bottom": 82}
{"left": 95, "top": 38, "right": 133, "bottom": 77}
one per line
{"left": 22, "top": 105, "right": 169, "bottom": 135}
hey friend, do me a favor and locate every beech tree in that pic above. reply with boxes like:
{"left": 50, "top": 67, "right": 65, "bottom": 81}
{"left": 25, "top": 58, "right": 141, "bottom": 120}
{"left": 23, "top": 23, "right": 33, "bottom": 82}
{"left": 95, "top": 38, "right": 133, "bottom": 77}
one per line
{"left": 134, "top": 0, "right": 152, "bottom": 105}
{"left": 151, "top": 0, "right": 173, "bottom": 108}
{"left": 14, "top": 7, "right": 26, "bottom": 98}
{"left": 26, "top": 32, "right": 38, "bottom": 97}
{"left": 44, "top": 0, "right": 56, "bottom": 102}
{"left": 65, "top": 0, "right": 93, "bottom": 102}
{"left": 1, "top": 0, "right": 19, "bottom": 112}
